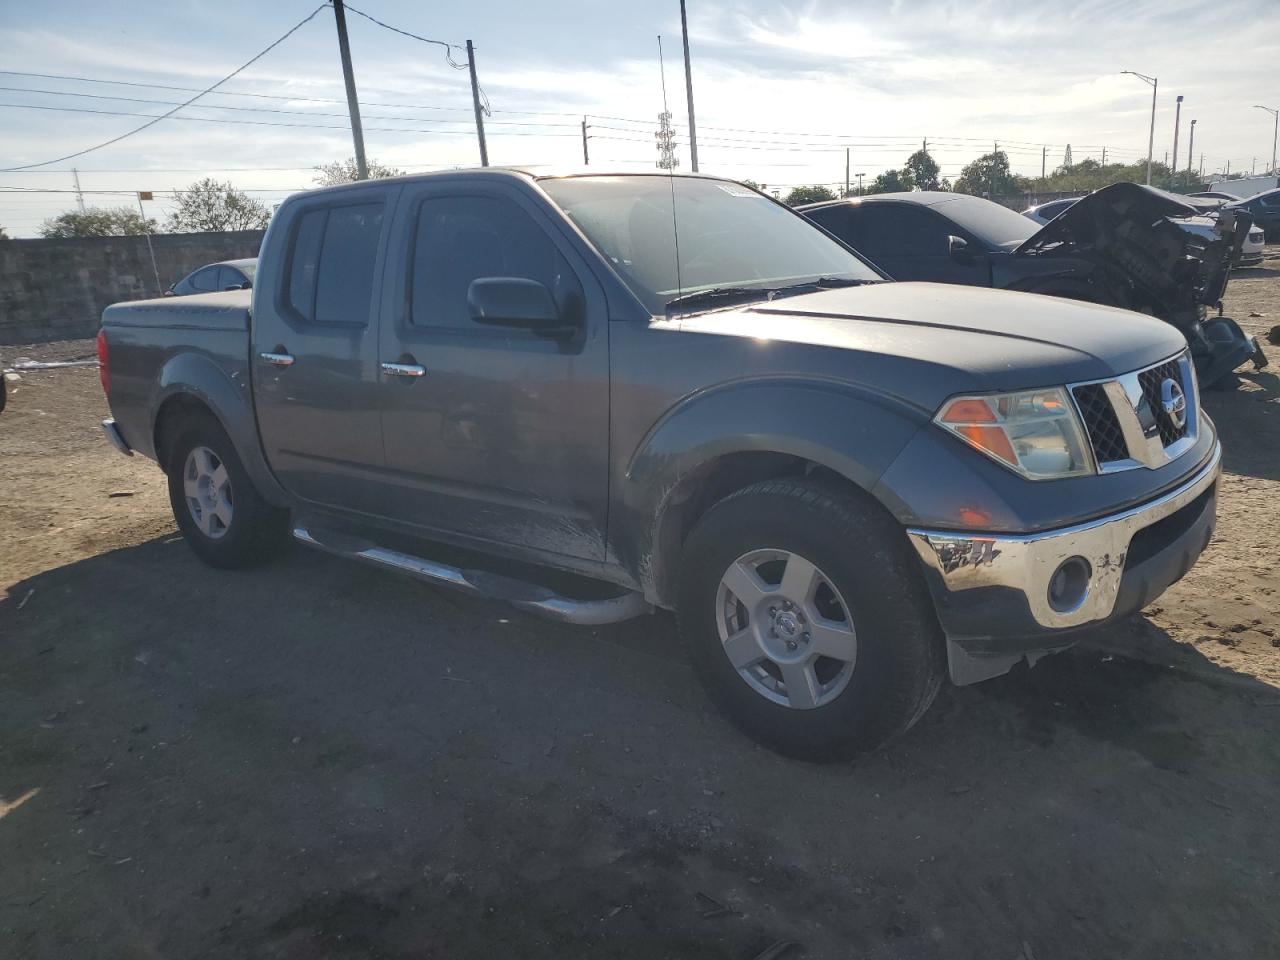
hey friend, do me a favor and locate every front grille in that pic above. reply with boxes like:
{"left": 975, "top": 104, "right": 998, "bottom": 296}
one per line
{"left": 1072, "top": 383, "right": 1128, "bottom": 463}
{"left": 1137, "top": 359, "right": 1188, "bottom": 447}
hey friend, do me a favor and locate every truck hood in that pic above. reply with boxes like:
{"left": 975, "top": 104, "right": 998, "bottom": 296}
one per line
{"left": 671, "top": 281, "right": 1186, "bottom": 394}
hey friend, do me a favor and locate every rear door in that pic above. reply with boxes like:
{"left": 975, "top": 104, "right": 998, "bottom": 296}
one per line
{"left": 251, "top": 184, "right": 397, "bottom": 513}
{"left": 375, "top": 178, "right": 610, "bottom": 561}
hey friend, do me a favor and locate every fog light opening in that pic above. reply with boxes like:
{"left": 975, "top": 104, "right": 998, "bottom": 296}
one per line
{"left": 1048, "top": 557, "right": 1091, "bottom": 613}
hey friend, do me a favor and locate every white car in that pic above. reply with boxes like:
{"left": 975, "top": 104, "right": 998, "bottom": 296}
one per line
{"left": 1022, "top": 197, "right": 1081, "bottom": 226}
{"left": 1024, "top": 196, "right": 1265, "bottom": 267}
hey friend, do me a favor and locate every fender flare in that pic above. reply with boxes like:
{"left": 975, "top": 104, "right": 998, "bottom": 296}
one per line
{"left": 616, "top": 377, "right": 929, "bottom": 604}
{"left": 151, "top": 351, "right": 291, "bottom": 507}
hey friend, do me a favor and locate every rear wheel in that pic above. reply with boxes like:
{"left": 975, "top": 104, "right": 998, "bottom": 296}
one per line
{"left": 166, "top": 415, "right": 288, "bottom": 568}
{"left": 676, "top": 478, "right": 944, "bottom": 761}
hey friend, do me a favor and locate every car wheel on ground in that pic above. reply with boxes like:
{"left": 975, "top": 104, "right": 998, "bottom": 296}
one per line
{"left": 676, "top": 477, "right": 944, "bottom": 761}
{"left": 165, "top": 414, "right": 289, "bottom": 568}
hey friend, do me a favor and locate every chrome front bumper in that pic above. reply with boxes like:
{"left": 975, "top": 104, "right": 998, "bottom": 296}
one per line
{"left": 907, "top": 441, "right": 1221, "bottom": 648}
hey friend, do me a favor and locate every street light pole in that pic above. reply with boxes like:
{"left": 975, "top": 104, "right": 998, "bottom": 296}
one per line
{"left": 1187, "top": 119, "right": 1196, "bottom": 177}
{"left": 1122, "top": 70, "right": 1158, "bottom": 185}
{"left": 1171, "top": 95, "right": 1183, "bottom": 174}
{"left": 1255, "top": 105, "right": 1279, "bottom": 177}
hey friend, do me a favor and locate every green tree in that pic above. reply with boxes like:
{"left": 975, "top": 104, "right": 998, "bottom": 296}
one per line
{"left": 39, "top": 207, "right": 156, "bottom": 238}
{"left": 167, "top": 178, "right": 271, "bottom": 233}
{"left": 0, "top": 225, "right": 9, "bottom": 240}
{"left": 866, "top": 168, "right": 912, "bottom": 194}
{"left": 313, "top": 156, "right": 406, "bottom": 186}
{"left": 953, "top": 151, "right": 1028, "bottom": 197}
{"left": 783, "top": 184, "right": 837, "bottom": 206}
{"left": 903, "top": 149, "right": 941, "bottom": 190}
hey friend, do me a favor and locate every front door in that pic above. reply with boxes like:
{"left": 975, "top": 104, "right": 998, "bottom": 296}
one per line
{"left": 376, "top": 178, "right": 610, "bottom": 561}
{"left": 251, "top": 184, "right": 397, "bottom": 514}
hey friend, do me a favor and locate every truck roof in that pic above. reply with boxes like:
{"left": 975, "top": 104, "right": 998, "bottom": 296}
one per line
{"left": 292, "top": 166, "right": 743, "bottom": 201}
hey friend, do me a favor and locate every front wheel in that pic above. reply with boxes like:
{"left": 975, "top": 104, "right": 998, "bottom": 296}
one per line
{"left": 166, "top": 415, "right": 288, "bottom": 569}
{"left": 676, "top": 478, "right": 944, "bottom": 761}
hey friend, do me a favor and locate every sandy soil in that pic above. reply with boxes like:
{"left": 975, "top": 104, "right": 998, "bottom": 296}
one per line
{"left": 2, "top": 261, "right": 1279, "bottom": 958}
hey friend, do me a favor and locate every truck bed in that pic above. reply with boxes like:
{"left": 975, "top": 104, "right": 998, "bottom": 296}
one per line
{"left": 100, "top": 291, "right": 254, "bottom": 463}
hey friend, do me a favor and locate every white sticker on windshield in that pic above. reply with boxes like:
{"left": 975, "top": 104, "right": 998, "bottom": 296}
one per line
{"left": 717, "top": 183, "right": 763, "bottom": 197}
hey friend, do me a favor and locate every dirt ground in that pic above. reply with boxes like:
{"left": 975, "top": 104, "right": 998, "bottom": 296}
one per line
{"left": 3, "top": 259, "right": 1280, "bottom": 959}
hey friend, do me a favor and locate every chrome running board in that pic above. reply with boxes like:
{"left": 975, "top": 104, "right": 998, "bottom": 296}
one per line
{"left": 293, "top": 524, "right": 652, "bottom": 626}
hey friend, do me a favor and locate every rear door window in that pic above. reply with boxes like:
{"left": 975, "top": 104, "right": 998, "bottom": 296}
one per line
{"left": 285, "top": 202, "right": 384, "bottom": 325}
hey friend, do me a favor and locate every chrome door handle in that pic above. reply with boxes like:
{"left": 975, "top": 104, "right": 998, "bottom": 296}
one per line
{"left": 260, "top": 351, "right": 295, "bottom": 367}
{"left": 381, "top": 361, "right": 427, "bottom": 378}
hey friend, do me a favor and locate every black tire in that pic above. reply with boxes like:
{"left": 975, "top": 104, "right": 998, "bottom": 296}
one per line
{"left": 676, "top": 478, "right": 944, "bottom": 761}
{"left": 165, "top": 414, "right": 289, "bottom": 569}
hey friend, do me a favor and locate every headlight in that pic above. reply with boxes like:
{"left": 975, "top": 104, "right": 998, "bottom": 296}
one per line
{"left": 935, "top": 387, "right": 1093, "bottom": 480}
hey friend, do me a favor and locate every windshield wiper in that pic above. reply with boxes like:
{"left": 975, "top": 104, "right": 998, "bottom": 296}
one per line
{"left": 665, "top": 278, "right": 878, "bottom": 314}
{"left": 664, "top": 286, "right": 779, "bottom": 313}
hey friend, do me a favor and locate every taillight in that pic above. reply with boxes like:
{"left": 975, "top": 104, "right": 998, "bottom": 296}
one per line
{"left": 96, "top": 328, "right": 110, "bottom": 396}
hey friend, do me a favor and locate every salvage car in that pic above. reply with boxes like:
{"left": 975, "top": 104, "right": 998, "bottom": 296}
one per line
{"left": 802, "top": 184, "right": 1264, "bottom": 387}
{"left": 1027, "top": 193, "right": 1266, "bottom": 268}
{"left": 1223, "top": 188, "right": 1280, "bottom": 242}
{"left": 98, "top": 170, "right": 1221, "bottom": 760}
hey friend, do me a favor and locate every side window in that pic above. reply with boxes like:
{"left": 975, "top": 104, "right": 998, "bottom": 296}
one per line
{"left": 285, "top": 202, "right": 384, "bottom": 325}
{"left": 286, "top": 209, "right": 325, "bottom": 321}
{"left": 216, "top": 266, "right": 242, "bottom": 290}
{"left": 188, "top": 266, "right": 219, "bottom": 293}
{"left": 409, "top": 195, "right": 575, "bottom": 330}
{"left": 855, "top": 205, "right": 949, "bottom": 257}
{"left": 806, "top": 206, "right": 855, "bottom": 246}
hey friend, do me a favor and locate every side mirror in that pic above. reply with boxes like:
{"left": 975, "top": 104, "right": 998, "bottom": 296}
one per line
{"left": 948, "top": 235, "right": 972, "bottom": 260}
{"left": 467, "top": 277, "right": 574, "bottom": 337}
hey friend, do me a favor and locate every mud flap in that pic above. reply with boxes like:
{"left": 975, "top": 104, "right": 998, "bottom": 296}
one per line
{"left": 1196, "top": 317, "right": 1262, "bottom": 388}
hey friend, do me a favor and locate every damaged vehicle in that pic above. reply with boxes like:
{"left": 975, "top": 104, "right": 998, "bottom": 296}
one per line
{"left": 99, "top": 170, "right": 1221, "bottom": 760}
{"left": 802, "top": 183, "right": 1265, "bottom": 387}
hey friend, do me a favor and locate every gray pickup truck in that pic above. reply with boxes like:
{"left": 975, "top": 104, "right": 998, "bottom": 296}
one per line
{"left": 99, "top": 170, "right": 1221, "bottom": 760}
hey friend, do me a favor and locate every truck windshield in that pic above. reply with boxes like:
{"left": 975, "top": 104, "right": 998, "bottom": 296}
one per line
{"left": 539, "top": 175, "right": 882, "bottom": 314}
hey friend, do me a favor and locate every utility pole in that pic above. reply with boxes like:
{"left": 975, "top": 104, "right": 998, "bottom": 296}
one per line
{"left": 1187, "top": 119, "right": 1196, "bottom": 177}
{"left": 1199, "top": 153, "right": 1204, "bottom": 178}
{"left": 845, "top": 147, "right": 850, "bottom": 197}
{"left": 990, "top": 141, "right": 998, "bottom": 196}
{"left": 136, "top": 191, "right": 162, "bottom": 297}
{"left": 1041, "top": 145, "right": 1046, "bottom": 180}
{"left": 466, "top": 40, "right": 488, "bottom": 167}
{"left": 581, "top": 117, "right": 590, "bottom": 165}
{"left": 1102, "top": 146, "right": 1107, "bottom": 165}
{"left": 1255, "top": 105, "right": 1279, "bottom": 177}
{"left": 1121, "top": 70, "right": 1157, "bottom": 185}
{"left": 856, "top": 172, "right": 864, "bottom": 196}
{"left": 72, "top": 167, "right": 85, "bottom": 212}
{"left": 678, "top": 0, "right": 699, "bottom": 172}
{"left": 1171, "top": 95, "right": 1183, "bottom": 173}
{"left": 331, "top": 0, "right": 368, "bottom": 180}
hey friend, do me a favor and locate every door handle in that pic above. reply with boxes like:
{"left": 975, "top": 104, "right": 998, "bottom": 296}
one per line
{"left": 260, "top": 351, "right": 295, "bottom": 367}
{"left": 381, "top": 361, "right": 427, "bottom": 378}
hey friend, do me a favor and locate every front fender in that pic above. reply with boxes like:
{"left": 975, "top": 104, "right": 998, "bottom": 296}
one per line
{"left": 618, "top": 377, "right": 930, "bottom": 602}
{"left": 153, "top": 351, "right": 290, "bottom": 506}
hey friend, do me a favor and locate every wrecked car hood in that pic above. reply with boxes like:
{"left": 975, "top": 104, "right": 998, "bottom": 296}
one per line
{"left": 1012, "top": 181, "right": 1244, "bottom": 309}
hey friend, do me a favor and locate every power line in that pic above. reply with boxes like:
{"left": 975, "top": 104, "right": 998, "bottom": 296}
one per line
{"left": 0, "top": 85, "right": 579, "bottom": 129}
{"left": 0, "top": 102, "right": 580, "bottom": 137}
{"left": 0, "top": 4, "right": 331, "bottom": 172}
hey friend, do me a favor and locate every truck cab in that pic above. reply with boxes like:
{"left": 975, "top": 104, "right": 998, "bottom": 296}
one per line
{"left": 98, "top": 170, "right": 1221, "bottom": 760}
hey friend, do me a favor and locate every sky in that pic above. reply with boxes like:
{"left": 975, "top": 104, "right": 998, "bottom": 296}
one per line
{"left": 1, "top": 0, "right": 1278, "bottom": 236}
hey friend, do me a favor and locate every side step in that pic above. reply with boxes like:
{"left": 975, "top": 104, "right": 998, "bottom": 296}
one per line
{"left": 293, "top": 524, "right": 652, "bottom": 626}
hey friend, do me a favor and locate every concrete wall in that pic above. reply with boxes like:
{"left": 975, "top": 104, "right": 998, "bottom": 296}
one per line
{"left": 0, "top": 231, "right": 264, "bottom": 344}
